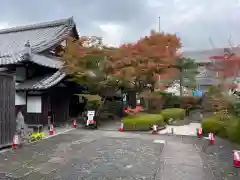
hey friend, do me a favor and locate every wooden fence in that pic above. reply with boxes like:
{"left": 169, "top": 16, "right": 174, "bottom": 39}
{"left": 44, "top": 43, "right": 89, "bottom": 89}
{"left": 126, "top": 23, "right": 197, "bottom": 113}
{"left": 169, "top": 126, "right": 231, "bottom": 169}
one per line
{"left": 0, "top": 73, "right": 15, "bottom": 148}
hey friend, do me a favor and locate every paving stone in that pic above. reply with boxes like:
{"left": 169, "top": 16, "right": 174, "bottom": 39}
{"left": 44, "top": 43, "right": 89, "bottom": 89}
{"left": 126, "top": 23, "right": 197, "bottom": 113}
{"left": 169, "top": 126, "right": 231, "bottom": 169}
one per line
{"left": 158, "top": 164, "right": 206, "bottom": 180}
{"left": 0, "top": 129, "right": 240, "bottom": 179}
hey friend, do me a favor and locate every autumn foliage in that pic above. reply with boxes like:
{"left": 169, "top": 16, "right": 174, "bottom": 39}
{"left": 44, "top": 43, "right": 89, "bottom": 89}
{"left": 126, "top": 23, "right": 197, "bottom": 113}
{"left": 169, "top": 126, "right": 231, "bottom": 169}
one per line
{"left": 62, "top": 36, "right": 105, "bottom": 76}
{"left": 62, "top": 30, "right": 181, "bottom": 94}
{"left": 104, "top": 30, "right": 181, "bottom": 90}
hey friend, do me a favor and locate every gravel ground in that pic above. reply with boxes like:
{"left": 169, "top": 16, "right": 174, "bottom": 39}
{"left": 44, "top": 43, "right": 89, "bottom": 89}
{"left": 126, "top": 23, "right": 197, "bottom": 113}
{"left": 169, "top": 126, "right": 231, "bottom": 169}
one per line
{"left": 0, "top": 129, "right": 240, "bottom": 179}
{"left": 198, "top": 136, "right": 240, "bottom": 180}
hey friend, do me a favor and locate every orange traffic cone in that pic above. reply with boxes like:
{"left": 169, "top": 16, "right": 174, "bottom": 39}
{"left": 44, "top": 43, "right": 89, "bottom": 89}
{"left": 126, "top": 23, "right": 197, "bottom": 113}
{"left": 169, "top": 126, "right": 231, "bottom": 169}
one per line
{"left": 152, "top": 125, "right": 158, "bottom": 134}
{"left": 197, "top": 128, "right": 203, "bottom": 137}
{"left": 73, "top": 119, "right": 77, "bottom": 128}
{"left": 12, "top": 134, "right": 20, "bottom": 149}
{"left": 233, "top": 150, "right": 240, "bottom": 167}
{"left": 49, "top": 124, "right": 54, "bottom": 135}
{"left": 119, "top": 122, "right": 124, "bottom": 132}
{"left": 209, "top": 132, "right": 214, "bottom": 145}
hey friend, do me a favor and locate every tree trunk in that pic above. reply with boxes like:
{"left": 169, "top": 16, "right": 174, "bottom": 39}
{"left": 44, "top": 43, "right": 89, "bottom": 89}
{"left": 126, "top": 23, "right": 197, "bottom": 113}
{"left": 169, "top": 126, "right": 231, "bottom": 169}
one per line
{"left": 127, "top": 90, "right": 136, "bottom": 108}
{"left": 150, "top": 86, "right": 155, "bottom": 92}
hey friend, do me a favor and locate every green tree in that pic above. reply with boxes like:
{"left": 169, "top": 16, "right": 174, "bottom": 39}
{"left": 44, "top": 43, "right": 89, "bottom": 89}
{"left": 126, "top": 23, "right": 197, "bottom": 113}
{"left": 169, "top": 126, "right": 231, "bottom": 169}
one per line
{"left": 62, "top": 37, "right": 124, "bottom": 116}
{"left": 172, "top": 58, "right": 199, "bottom": 96}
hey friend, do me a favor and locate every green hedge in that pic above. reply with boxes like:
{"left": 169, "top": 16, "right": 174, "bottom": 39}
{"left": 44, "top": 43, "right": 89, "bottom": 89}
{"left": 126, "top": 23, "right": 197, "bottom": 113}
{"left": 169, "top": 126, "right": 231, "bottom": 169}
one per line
{"left": 202, "top": 117, "right": 227, "bottom": 138}
{"left": 122, "top": 113, "right": 164, "bottom": 131}
{"left": 202, "top": 115, "right": 240, "bottom": 141}
{"left": 161, "top": 108, "right": 186, "bottom": 123}
{"left": 227, "top": 121, "right": 240, "bottom": 143}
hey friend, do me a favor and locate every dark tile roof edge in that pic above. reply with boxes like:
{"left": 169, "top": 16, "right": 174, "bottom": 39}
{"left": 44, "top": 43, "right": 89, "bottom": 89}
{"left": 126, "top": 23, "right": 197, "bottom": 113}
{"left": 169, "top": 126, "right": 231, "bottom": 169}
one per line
{"left": 0, "top": 51, "right": 28, "bottom": 66}
{"left": 0, "top": 51, "right": 64, "bottom": 69}
{"left": 16, "top": 71, "right": 66, "bottom": 90}
{"left": 0, "top": 17, "right": 75, "bottom": 34}
{"left": 30, "top": 54, "right": 64, "bottom": 69}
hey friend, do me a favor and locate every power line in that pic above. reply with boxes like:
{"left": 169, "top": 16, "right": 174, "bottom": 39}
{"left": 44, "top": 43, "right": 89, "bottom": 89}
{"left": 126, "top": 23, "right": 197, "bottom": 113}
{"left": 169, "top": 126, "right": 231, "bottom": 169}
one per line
{"left": 208, "top": 37, "right": 215, "bottom": 49}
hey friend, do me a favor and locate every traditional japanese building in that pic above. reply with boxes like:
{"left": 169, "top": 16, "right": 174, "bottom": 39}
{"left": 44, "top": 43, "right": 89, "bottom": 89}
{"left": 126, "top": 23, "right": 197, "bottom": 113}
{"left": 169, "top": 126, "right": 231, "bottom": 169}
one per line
{"left": 0, "top": 17, "right": 82, "bottom": 126}
{"left": 183, "top": 47, "right": 240, "bottom": 92}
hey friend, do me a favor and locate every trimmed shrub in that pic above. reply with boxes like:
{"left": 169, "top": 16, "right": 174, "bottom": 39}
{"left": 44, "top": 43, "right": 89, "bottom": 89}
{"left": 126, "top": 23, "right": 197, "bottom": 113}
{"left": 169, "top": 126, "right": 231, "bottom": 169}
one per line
{"left": 161, "top": 108, "right": 186, "bottom": 123}
{"left": 202, "top": 114, "right": 238, "bottom": 138}
{"left": 227, "top": 121, "right": 240, "bottom": 143}
{"left": 202, "top": 117, "right": 227, "bottom": 138}
{"left": 122, "top": 113, "right": 164, "bottom": 131}
{"left": 202, "top": 114, "right": 240, "bottom": 143}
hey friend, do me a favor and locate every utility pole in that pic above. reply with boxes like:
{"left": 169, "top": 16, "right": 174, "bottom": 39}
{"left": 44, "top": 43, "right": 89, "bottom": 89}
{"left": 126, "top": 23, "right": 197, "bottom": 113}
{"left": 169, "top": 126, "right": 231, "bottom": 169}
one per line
{"left": 158, "top": 16, "right": 161, "bottom": 32}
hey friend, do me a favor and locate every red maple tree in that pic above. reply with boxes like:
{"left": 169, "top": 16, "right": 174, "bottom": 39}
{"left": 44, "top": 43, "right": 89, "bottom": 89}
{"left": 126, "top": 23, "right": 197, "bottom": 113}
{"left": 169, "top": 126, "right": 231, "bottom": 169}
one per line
{"left": 104, "top": 30, "right": 181, "bottom": 91}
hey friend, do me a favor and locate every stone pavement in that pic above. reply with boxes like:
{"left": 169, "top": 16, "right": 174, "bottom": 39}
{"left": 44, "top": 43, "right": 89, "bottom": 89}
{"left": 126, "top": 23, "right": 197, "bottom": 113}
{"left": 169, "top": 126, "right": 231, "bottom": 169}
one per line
{"left": 98, "top": 119, "right": 202, "bottom": 136}
{"left": 98, "top": 120, "right": 122, "bottom": 131}
{"left": 159, "top": 140, "right": 214, "bottom": 180}
{"left": 159, "top": 123, "right": 201, "bottom": 136}
{"left": 0, "top": 129, "right": 239, "bottom": 179}
{"left": 42, "top": 125, "right": 75, "bottom": 139}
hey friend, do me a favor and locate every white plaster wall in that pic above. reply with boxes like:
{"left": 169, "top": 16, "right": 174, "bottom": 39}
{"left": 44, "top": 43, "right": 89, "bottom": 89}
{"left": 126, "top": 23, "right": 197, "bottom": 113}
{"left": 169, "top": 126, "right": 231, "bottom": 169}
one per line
{"left": 15, "top": 92, "right": 26, "bottom": 105}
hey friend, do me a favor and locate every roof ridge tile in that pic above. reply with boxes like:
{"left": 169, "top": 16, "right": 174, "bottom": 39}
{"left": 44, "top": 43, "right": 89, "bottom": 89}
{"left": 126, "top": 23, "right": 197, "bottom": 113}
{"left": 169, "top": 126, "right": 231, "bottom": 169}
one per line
{"left": 0, "top": 17, "right": 74, "bottom": 34}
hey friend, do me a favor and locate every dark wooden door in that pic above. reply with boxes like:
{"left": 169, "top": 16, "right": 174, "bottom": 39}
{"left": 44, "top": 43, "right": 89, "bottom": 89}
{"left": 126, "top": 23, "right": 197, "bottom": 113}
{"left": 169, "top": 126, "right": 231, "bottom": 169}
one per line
{"left": 0, "top": 73, "right": 15, "bottom": 148}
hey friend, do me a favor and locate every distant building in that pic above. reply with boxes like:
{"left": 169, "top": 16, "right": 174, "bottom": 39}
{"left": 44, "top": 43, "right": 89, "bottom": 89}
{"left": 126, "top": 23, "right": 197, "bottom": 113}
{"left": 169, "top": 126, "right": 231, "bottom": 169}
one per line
{"left": 182, "top": 47, "right": 240, "bottom": 92}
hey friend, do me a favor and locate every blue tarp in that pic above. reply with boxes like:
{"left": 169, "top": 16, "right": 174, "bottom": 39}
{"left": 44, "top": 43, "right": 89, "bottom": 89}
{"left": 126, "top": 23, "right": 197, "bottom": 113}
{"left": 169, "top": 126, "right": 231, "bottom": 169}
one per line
{"left": 192, "top": 90, "right": 203, "bottom": 97}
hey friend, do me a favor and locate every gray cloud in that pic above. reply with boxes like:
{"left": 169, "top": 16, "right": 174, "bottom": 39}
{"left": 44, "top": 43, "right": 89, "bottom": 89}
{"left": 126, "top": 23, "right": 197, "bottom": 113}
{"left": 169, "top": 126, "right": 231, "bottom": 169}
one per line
{"left": 0, "top": 0, "right": 240, "bottom": 50}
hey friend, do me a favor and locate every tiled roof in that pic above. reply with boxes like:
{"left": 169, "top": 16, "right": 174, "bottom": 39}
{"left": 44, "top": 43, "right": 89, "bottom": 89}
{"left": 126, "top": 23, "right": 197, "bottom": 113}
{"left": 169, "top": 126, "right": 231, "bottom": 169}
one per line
{"left": 16, "top": 71, "right": 66, "bottom": 90}
{"left": 182, "top": 47, "right": 240, "bottom": 63}
{"left": 182, "top": 48, "right": 222, "bottom": 63}
{"left": 0, "top": 51, "right": 64, "bottom": 68}
{"left": 31, "top": 54, "right": 64, "bottom": 69}
{"left": 196, "top": 77, "right": 218, "bottom": 85}
{"left": 0, "top": 17, "right": 78, "bottom": 68}
{"left": 0, "top": 17, "right": 77, "bottom": 54}
{"left": 0, "top": 51, "right": 27, "bottom": 65}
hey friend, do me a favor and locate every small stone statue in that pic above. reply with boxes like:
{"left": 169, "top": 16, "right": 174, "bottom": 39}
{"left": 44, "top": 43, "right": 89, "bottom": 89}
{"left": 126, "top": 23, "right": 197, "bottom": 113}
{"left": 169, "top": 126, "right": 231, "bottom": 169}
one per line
{"left": 16, "top": 109, "right": 26, "bottom": 138}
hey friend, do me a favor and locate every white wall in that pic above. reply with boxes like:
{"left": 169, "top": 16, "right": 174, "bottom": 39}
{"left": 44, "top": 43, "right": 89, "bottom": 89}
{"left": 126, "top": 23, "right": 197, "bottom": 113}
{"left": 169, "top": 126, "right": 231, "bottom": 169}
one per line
{"left": 27, "top": 96, "right": 42, "bottom": 113}
{"left": 196, "top": 65, "right": 209, "bottom": 78}
{"left": 15, "top": 92, "right": 26, "bottom": 105}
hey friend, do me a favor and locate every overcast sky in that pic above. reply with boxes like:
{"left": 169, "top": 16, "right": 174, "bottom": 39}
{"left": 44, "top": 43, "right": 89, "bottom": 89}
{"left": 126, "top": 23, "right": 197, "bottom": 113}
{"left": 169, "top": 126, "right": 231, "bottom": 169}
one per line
{"left": 1, "top": 0, "right": 240, "bottom": 50}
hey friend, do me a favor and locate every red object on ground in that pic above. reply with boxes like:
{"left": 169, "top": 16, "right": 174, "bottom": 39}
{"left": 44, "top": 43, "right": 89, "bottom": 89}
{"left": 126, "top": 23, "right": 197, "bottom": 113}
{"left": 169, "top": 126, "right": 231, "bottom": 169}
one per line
{"left": 73, "top": 119, "right": 77, "bottom": 128}
{"left": 233, "top": 150, "right": 240, "bottom": 167}
{"left": 12, "top": 134, "right": 20, "bottom": 149}
{"left": 135, "top": 106, "right": 143, "bottom": 112}
{"left": 124, "top": 106, "right": 143, "bottom": 114}
{"left": 49, "top": 124, "right": 54, "bottom": 135}
{"left": 152, "top": 125, "right": 158, "bottom": 134}
{"left": 209, "top": 132, "right": 214, "bottom": 145}
{"left": 197, "top": 128, "right": 203, "bottom": 137}
{"left": 119, "top": 123, "right": 124, "bottom": 132}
